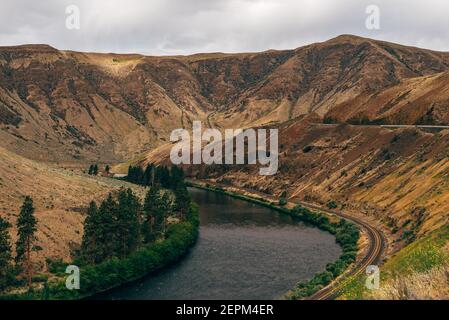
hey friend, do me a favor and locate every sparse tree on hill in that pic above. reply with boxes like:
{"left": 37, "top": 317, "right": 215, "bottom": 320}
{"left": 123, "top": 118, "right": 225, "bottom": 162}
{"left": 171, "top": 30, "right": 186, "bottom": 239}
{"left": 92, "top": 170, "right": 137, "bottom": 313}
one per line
{"left": 105, "top": 165, "right": 110, "bottom": 174}
{"left": 93, "top": 164, "right": 99, "bottom": 176}
{"left": 15, "top": 196, "right": 37, "bottom": 287}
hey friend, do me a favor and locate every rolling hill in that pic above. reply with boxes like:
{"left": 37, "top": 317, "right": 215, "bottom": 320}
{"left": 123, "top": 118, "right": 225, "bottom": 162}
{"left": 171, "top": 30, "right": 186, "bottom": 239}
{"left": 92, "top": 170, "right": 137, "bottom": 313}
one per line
{"left": 2, "top": 35, "right": 449, "bottom": 164}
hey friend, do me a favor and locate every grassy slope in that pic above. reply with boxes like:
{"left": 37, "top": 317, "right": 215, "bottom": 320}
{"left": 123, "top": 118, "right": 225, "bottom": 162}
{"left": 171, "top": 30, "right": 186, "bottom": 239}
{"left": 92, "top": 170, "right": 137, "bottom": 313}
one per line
{"left": 339, "top": 226, "right": 449, "bottom": 300}
{"left": 0, "top": 146, "right": 146, "bottom": 270}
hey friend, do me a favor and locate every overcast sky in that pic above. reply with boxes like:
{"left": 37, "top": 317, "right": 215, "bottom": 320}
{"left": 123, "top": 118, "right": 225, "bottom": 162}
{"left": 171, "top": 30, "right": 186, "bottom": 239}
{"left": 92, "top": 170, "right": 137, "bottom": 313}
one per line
{"left": 2, "top": 0, "right": 449, "bottom": 55}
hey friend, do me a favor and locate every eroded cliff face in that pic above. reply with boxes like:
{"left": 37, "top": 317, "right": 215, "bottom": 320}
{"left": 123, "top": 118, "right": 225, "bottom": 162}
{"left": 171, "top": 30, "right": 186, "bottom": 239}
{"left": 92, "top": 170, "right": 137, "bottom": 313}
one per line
{"left": 144, "top": 114, "right": 449, "bottom": 239}
{"left": 2, "top": 35, "right": 449, "bottom": 164}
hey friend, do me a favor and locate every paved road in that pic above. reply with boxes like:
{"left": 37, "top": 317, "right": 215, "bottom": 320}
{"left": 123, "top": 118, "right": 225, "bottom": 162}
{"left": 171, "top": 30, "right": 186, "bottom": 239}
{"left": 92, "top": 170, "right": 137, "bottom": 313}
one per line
{"left": 310, "top": 123, "right": 449, "bottom": 130}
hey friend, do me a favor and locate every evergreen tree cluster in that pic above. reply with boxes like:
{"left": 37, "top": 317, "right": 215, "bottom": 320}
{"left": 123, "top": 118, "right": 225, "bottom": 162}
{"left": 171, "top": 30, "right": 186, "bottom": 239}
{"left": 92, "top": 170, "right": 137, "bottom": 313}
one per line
{"left": 126, "top": 164, "right": 185, "bottom": 189}
{"left": 81, "top": 172, "right": 191, "bottom": 265}
{"left": 0, "top": 169, "right": 192, "bottom": 292}
{"left": 81, "top": 189, "right": 142, "bottom": 264}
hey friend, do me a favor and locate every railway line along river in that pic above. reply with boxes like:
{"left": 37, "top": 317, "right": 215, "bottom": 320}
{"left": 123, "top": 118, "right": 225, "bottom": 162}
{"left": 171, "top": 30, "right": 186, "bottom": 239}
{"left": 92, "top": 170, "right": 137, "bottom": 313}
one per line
{"left": 95, "top": 187, "right": 341, "bottom": 300}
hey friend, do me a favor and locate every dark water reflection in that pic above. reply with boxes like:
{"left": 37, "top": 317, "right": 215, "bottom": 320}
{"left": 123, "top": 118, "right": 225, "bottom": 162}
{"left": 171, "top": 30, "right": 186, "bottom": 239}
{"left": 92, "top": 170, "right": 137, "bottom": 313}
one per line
{"left": 96, "top": 188, "right": 341, "bottom": 300}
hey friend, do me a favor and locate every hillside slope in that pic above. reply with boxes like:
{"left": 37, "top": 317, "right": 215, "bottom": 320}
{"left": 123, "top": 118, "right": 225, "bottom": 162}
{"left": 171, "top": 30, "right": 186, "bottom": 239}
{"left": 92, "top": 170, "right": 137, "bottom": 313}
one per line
{"left": 325, "top": 70, "right": 449, "bottom": 125}
{"left": 2, "top": 35, "right": 449, "bottom": 163}
{"left": 144, "top": 116, "right": 449, "bottom": 240}
{"left": 0, "top": 146, "right": 144, "bottom": 269}
{"left": 340, "top": 226, "right": 449, "bottom": 300}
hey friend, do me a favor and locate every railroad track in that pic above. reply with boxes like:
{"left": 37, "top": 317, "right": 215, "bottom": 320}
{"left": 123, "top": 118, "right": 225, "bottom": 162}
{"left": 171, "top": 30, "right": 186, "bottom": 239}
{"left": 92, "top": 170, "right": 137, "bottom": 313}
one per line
{"left": 301, "top": 203, "right": 385, "bottom": 300}
{"left": 187, "top": 180, "right": 386, "bottom": 300}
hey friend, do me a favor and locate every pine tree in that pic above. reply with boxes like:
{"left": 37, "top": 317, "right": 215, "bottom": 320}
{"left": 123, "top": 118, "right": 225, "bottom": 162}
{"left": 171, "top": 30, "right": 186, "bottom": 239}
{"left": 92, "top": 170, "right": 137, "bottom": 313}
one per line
{"left": 159, "top": 192, "right": 172, "bottom": 235}
{"left": 0, "top": 217, "right": 13, "bottom": 290}
{"left": 15, "top": 196, "right": 37, "bottom": 287}
{"left": 160, "top": 166, "right": 171, "bottom": 188}
{"left": 81, "top": 201, "right": 100, "bottom": 264}
{"left": 143, "top": 165, "right": 154, "bottom": 186}
{"left": 88, "top": 165, "right": 94, "bottom": 175}
{"left": 115, "top": 189, "right": 141, "bottom": 257}
{"left": 174, "top": 184, "right": 191, "bottom": 219}
{"left": 95, "top": 194, "right": 117, "bottom": 262}
{"left": 93, "top": 164, "right": 99, "bottom": 176}
{"left": 127, "top": 166, "right": 134, "bottom": 182}
{"left": 105, "top": 165, "right": 110, "bottom": 174}
{"left": 170, "top": 166, "right": 185, "bottom": 188}
{"left": 142, "top": 186, "right": 161, "bottom": 242}
{"left": 127, "top": 166, "right": 144, "bottom": 184}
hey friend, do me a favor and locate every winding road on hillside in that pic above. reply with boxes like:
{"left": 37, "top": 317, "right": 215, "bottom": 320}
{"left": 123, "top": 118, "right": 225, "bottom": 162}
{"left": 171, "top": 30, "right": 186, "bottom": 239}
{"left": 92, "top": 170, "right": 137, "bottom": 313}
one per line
{"left": 310, "top": 123, "right": 449, "bottom": 130}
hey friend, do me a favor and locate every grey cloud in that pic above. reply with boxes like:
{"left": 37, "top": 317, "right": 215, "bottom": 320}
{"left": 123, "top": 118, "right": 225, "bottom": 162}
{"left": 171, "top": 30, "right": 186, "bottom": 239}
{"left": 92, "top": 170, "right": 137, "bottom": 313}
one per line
{"left": 1, "top": 0, "right": 449, "bottom": 54}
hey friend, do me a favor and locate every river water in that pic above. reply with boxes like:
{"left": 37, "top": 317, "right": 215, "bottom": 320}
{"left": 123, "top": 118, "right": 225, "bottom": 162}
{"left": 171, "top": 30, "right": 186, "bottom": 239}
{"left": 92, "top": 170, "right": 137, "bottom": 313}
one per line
{"left": 96, "top": 187, "right": 341, "bottom": 300}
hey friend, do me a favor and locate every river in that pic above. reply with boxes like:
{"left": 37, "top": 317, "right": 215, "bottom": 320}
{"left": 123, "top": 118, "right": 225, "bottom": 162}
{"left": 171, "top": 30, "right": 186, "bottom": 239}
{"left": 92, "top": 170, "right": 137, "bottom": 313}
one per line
{"left": 96, "top": 187, "right": 341, "bottom": 300}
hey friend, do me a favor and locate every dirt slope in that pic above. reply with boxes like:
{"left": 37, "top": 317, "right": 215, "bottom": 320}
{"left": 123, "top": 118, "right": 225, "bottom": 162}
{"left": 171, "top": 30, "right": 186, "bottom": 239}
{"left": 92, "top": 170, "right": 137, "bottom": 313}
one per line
{"left": 2, "top": 35, "right": 449, "bottom": 163}
{"left": 325, "top": 70, "right": 449, "bottom": 125}
{"left": 0, "top": 146, "right": 145, "bottom": 270}
{"left": 141, "top": 114, "right": 449, "bottom": 241}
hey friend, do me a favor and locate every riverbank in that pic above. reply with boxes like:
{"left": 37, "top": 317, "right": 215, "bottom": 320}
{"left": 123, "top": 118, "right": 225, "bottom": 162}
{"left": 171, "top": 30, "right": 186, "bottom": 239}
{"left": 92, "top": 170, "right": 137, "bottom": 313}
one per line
{"left": 0, "top": 203, "right": 200, "bottom": 300}
{"left": 339, "top": 225, "right": 449, "bottom": 299}
{"left": 186, "top": 180, "right": 360, "bottom": 299}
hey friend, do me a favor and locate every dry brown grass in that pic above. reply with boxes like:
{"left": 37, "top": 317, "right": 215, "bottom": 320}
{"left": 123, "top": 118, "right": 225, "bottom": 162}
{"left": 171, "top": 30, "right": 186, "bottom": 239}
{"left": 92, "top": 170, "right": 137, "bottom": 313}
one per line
{"left": 0, "top": 146, "right": 145, "bottom": 271}
{"left": 372, "top": 264, "right": 449, "bottom": 300}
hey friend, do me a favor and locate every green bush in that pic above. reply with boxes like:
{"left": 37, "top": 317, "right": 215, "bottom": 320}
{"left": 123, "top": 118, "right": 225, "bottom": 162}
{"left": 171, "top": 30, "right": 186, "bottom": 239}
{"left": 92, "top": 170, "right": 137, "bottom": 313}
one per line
{"left": 32, "top": 274, "right": 48, "bottom": 283}
{"left": 327, "top": 200, "right": 338, "bottom": 209}
{"left": 46, "top": 258, "right": 68, "bottom": 274}
{"left": 279, "top": 198, "right": 287, "bottom": 206}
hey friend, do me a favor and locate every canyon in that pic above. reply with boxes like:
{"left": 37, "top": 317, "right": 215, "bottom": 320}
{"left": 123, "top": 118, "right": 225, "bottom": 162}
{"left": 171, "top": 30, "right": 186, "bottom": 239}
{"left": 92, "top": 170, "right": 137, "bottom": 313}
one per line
{"left": 1, "top": 35, "right": 449, "bottom": 294}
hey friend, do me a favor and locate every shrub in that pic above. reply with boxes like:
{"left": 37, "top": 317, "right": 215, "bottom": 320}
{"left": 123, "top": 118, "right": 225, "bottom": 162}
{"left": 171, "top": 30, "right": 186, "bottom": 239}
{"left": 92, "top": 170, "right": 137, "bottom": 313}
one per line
{"left": 327, "top": 200, "right": 337, "bottom": 209}
{"left": 46, "top": 258, "right": 68, "bottom": 274}
{"left": 279, "top": 198, "right": 287, "bottom": 206}
{"left": 303, "top": 145, "right": 313, "bottom": 153}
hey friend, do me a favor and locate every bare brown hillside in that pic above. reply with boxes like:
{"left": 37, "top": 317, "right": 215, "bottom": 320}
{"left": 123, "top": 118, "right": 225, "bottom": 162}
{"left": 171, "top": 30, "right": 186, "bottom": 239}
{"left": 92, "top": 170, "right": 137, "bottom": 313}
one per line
{"left": 141, "top": 115, "right": 449, "bottom": 242}
{"left": 0, "top": 146, "right": 145, "bottom": 270}
{"left": 325, "top": 70, "right": 449, "bottom": 125}
{"left": 2, "top": 35, "right": 449, "bottom": 164}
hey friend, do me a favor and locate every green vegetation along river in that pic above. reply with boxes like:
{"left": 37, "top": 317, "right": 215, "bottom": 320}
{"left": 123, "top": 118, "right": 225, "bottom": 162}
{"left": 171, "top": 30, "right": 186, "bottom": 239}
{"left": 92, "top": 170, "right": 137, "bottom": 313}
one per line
{"left": 96, "top": 187, "right": 341, "bottom": 300}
